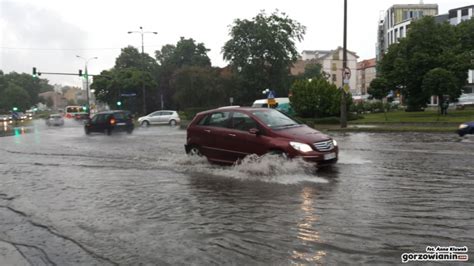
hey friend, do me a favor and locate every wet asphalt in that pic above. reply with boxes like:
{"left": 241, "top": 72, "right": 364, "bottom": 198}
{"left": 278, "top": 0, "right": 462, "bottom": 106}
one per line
{"left": 0, "top": 119, "right": 473, "bottom": 265}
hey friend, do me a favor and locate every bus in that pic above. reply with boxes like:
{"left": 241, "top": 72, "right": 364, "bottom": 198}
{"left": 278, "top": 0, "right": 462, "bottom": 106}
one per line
{"left": 64, "top": 106, "right": 86, "bottom": 119}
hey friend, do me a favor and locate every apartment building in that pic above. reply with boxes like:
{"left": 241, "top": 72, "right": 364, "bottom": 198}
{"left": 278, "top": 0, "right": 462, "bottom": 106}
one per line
{"left": 377, "top": 3, "right": 438, "bottom": 61}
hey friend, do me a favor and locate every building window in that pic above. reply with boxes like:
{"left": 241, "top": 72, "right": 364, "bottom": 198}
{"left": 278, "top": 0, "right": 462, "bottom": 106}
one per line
{"left": 332, "top": 74, "right": 337, "bottom": 82}
{"left": 400, "top": 27, "right": 404, "bottom": 38}
{"left": 462, "top": 9, "right": 468, "bottom": 16}
{"left": 449, "top": 10, "right": 457, "bottom": 19}
{"left": 395, "top": 28, "right": 399, "bottom": 41}
{"left": 331, "top": 63, "right": 337, "bottom": 71}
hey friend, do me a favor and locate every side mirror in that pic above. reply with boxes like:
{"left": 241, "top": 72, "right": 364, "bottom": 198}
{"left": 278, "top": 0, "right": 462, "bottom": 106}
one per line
{"left": 249, "top": 128, "right": 260, "bottom": 135}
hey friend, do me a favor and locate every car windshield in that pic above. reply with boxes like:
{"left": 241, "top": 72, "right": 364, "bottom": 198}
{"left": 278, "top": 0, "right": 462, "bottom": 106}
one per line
{"left": 251, "top": 109, "right": 300, "bottom": 129}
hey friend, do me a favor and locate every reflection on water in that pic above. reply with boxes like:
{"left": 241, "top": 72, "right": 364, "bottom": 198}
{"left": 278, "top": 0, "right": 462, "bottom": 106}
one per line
{"left": 0, "top": 127, "right": 473, "bottom": 265}
{"left": 292, "top": 186, "right": 326, "bottom": 264}
{"left": 1, "top": 122, "right": 29, "bottom": 137}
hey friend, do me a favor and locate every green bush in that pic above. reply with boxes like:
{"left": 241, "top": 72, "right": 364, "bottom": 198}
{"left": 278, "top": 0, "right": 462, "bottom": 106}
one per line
{"left": 290, "top": 78, "right": 352, "bottom": 118}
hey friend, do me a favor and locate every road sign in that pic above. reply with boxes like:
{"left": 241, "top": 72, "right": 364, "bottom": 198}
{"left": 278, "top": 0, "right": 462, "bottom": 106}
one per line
{"left": 121, "top": 93, "right": 136, "bottom": 97}
{"left": 343, "top": 84, "right": 350, "bottom": 94}
{"left": 342, "top": 67, "right": 351, "bottom": 80}
{"left": 267, "top": 98, "right": 277, "bottom": 106}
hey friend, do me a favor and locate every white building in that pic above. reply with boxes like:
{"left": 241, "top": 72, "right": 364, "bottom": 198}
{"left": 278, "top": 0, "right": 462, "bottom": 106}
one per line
{"left": 295, "top": 48, "right": 359, "bottom": 94}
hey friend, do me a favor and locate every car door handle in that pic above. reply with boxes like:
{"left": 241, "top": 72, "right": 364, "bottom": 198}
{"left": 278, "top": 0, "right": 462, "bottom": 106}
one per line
{"left": 228, "top": 133, "right": 236, "bottom": 137}
{"left": 204, "top": 129, "right": 211, "bottom": 133}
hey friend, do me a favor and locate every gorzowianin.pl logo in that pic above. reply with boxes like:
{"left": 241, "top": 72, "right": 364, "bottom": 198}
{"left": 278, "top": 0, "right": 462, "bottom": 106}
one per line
{"left": 401, "top": 246, "right": 469, "bottom": 263}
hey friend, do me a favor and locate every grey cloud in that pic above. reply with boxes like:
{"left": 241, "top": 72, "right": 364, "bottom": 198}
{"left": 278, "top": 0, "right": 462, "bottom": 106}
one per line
{"left": 0, "top": 1, "right": 87, "bottom": 84}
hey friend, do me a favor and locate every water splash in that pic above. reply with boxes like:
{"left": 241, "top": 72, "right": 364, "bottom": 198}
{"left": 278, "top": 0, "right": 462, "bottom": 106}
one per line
{"left": 175, "top": 154, "right": 328, "bottom": 185}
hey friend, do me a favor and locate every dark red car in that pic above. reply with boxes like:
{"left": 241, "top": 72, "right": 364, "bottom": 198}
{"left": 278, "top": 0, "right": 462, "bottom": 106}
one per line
{"left": 185, "top": 107, "right": 338, "bottom": 165}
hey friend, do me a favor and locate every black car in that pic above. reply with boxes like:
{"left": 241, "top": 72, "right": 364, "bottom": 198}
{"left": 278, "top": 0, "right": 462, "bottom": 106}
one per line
{"left": 457, "top": 121, "right": 474, "bottom": 137}
{"left": 84, "top": 110, "right": 134, "bottom": 135}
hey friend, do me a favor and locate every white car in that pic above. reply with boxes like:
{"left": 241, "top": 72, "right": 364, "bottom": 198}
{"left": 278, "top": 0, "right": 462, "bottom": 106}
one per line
{"left": 138, "top": 110, "right": 181, "bottom": 127}
{"left": 46, "top": 114, "right": 64, "bottom": 126}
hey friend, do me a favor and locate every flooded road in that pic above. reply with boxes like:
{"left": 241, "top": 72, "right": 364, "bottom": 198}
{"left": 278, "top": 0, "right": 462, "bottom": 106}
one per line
{"left": 1, "top": 120, "right": 473, "bottom": 265}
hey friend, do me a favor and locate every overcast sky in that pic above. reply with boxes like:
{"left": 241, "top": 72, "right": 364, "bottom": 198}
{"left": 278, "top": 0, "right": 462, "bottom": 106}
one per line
{"left": 0, "top": 0, "right": 472, "bottom": 86}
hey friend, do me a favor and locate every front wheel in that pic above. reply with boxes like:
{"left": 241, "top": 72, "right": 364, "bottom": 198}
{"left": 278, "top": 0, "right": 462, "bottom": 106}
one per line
{"left": 85, "top": 128, "right": 90, "bottom": 135}
{"left": 187, "top": 145, "right": 202, "bottom": 157}
{"left": 141, "top": 121, "right": 150, "bottom": 127}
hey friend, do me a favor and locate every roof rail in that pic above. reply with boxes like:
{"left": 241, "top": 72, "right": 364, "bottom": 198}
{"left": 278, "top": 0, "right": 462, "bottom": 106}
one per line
{"left": 218, "top": 105, "right": 240, "bottom": 109}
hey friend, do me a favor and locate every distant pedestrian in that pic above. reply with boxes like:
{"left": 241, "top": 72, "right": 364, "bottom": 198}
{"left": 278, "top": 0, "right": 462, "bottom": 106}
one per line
{"left": 441, "top": 99, "right": 449, "bottom": 115}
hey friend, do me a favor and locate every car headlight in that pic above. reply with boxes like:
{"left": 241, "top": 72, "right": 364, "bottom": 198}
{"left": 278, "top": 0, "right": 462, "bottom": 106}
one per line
{"left": 289, "top": 141, "right": 313, "bottom": 153}
{"left": 459, "top": 124, "right": 468, "bottom": 129}
{"left": 333, "top": 139, "right": 338, "bottom": 146}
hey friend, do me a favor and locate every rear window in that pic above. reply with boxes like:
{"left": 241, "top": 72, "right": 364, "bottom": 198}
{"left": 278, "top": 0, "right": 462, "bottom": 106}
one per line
{"left": 113, "top": 112, "right": 127, "bottom": 120}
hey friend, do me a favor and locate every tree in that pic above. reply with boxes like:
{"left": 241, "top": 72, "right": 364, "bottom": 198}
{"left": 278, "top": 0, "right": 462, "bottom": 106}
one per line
{"left": 91, "top": 47, "right": 159, "bottom": 114}
{"left": 290, "top": 78, "right": 351, "bottom": 118}
{"left": 0, "top": 83, "right": 31, "bottom": 111}
{"left": 155, "top": 37, "right": 212, "bottom": 109}
{"left": 422, "top": 68, "right": 459, "bottom": 107}
{"left": 223, "top": 10, "right": 306, "bottom": 104}
{"left": 171, "top": 66, "right": 236, "bottom": 109}
{"left": 368, "top": 77, "right": 390, "bottom": 100}
{"left": 378, "top": 17, "right": 470, "bottom": 111}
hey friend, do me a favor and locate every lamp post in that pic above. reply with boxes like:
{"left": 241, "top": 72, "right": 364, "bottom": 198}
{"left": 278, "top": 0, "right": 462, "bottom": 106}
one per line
{"left": 76, "top": 55, "right": 98, "bottom": 116}
{"left": 128, "top": 26, "right": 157, "bottom": 114}
{"left": 340, "top": 0, "right": 348, "bottom": 128}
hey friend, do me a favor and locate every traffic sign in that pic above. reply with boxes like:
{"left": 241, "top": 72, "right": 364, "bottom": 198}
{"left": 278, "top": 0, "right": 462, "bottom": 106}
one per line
{"left": 343, "top": 84, "right": 350, "bottom": 94}
{"left": 342, "top": 67, "right": 351, "bottom": 80}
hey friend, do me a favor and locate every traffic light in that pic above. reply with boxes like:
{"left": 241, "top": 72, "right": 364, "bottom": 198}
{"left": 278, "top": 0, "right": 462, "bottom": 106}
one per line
{"left": 32, "top": 67, "right": 37, "bottom": 78}
{"left": 117, "top": 101, "right": 122, "bottom": 107}
{"left": 12, "top": 107, "right": 18, "bottom": 111}
{"left": 79, "top": 70, "right": 82, "bottom": 77}
{"left": 82, "top": 105, "right": 87, "bottom": 111}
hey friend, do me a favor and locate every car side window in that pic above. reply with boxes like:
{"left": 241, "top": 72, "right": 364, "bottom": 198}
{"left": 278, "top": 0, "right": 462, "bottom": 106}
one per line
{"left": 91, "top": 114, "right": 99, "bottom": 123}
{"left": 231, "top": 112, "right": 258, "bottom": 132}
{"left": 202, "top": 112, "right": 231, "bottom": 128}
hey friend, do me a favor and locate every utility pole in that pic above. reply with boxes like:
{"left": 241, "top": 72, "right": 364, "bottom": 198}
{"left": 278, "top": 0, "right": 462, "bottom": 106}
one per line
{"left": 340, "top": 0, "right": 348, "bottom": 128}
{"left": 76, "top": 56, "right": 98, "bottom": 116}
{"left": 128, "top": 26, "right": 157, "bottom": 114}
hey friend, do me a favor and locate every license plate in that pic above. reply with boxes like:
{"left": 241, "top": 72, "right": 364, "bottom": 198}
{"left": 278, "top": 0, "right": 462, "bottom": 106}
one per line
{"left": 116, "top": 122, "right": 126, "bottom": 125}
{"left": 324, "top": 152, "right": 336, "bottom": 160}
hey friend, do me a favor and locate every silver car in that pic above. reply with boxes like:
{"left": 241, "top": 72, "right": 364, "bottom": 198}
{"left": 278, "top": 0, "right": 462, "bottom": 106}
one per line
{"left": 138, "top": 110, "right": 181, "bottom": 127}
{"left": 46, "top": 114, "right": 64, "bottom": 126}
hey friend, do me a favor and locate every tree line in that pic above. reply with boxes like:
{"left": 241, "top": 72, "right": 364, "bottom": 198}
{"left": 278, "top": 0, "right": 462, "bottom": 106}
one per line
{"left": 0, "top": 70, "right": 53, "bottom": 113}
{"left": 91, "top": 10, "right": 308, "bottom": 115}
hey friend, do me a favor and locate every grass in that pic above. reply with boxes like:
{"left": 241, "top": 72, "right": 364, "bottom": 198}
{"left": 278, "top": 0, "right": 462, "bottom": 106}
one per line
{"left": 351, "top": 108, "right": 474, "bottom": 124}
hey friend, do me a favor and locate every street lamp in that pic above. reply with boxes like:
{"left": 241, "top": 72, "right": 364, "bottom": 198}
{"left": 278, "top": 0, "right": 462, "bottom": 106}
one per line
{"left": 128, "top": 26, "right": 157, "bottom": 114}
{"left": 76, "top": 55, "right": 98, "bottom": 116}
{"left": 340, "top": 0, "right": 348, "bottom": 128}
